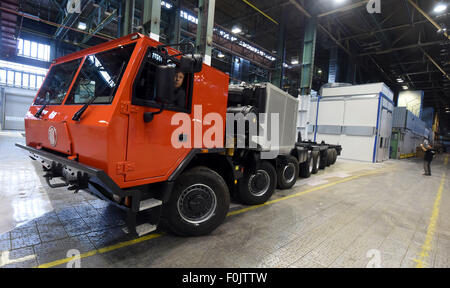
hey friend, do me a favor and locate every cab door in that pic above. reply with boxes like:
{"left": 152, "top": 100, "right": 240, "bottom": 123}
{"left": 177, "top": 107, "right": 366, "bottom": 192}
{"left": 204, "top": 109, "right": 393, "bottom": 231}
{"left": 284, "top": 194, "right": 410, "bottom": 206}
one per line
{"left": 125, "top": 47, "right": 193, "bottom": 182}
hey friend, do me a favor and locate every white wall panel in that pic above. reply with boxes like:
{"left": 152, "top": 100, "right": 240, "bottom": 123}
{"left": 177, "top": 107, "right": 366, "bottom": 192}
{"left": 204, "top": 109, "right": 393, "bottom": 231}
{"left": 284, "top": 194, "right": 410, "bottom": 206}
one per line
{"left": 317, "top": 99, "right": 345, "bottom": 126}
{"left": 343, "top": 97, "right": 378, "bottom": 127}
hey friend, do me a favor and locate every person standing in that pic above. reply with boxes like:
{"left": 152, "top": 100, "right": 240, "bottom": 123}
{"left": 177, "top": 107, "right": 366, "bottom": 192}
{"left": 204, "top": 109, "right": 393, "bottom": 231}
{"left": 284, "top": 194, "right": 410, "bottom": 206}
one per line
{"left": 420, "top": 142, "right": 435, "bottom": 176}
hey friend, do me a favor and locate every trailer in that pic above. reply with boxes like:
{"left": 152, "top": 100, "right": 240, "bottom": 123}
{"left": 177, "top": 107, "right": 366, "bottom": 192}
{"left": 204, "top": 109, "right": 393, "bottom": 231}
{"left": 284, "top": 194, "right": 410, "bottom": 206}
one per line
{"left": 17, "top": 33, "right": 341, "bottom": 237}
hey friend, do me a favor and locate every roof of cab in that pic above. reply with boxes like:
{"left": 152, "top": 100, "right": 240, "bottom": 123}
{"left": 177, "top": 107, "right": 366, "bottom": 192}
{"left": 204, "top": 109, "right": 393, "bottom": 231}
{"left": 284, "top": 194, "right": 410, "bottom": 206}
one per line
{"left": 54, "top": 33, "right": 146, "bottom": 64}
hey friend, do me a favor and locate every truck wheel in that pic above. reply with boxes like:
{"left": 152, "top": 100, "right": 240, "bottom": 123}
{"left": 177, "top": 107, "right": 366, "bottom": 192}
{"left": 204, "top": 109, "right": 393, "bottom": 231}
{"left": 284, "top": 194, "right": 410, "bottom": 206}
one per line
{"left": 238, "top": 161, "right": 277, "bottom": 205}
{"left": 299, "top": 153, "right": 313, "bottom": 178}
{"left": 319, "top": 151, "right": 327, "bottom": 170}
{"left": 164, "top": 166, "right": 230, "bottom": 236}
{"left": 276, "top": 155, "right": 299, "bottom": 190}
{"left": 326, "top": 150, "right": 333, "bottom": 167}
{"left": 312, "top": 151, "right": 320, "bottom": 174}
{"left": 331, "top": 149, "right": 337, "bottom": 165}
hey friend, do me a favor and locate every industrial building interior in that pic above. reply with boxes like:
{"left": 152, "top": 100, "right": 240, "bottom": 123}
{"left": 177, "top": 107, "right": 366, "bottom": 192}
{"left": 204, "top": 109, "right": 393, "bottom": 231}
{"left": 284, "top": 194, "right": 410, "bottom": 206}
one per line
{"left": 0, "top": 0, "right": 449, "bottom": 270}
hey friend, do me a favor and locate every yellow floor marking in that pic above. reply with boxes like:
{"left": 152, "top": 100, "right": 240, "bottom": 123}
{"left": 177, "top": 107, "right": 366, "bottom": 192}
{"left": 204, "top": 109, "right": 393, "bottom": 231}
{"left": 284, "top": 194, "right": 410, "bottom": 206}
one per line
{"left": 36, "top": 233, "right": 162, "bottom": 268}
{"left": 413, "top": 171, "right": 447, "bottom": 268}
{"left": 36, "top": 166, "right": 391, "bottom": 268}
{"left": 227, "top": 169, "right": 384, "bottom": 217}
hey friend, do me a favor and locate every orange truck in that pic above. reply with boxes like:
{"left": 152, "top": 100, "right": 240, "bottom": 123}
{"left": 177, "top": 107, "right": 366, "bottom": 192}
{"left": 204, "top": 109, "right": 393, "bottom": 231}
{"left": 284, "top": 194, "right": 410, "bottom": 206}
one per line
{"left": 17, "top": 33, "right": 340, "bottom": 237}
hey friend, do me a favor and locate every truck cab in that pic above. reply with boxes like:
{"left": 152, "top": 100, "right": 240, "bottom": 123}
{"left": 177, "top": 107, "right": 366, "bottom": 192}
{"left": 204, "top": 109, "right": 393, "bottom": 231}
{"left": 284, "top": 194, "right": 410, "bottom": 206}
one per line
{"left": 18, "top": 33, "right": 334, "bottom": 237}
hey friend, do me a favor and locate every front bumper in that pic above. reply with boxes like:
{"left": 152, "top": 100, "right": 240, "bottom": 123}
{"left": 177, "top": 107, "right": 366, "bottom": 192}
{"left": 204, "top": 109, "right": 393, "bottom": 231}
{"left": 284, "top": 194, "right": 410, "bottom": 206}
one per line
{"left": 15, "top": 143, "right": 135, "bottom": 205}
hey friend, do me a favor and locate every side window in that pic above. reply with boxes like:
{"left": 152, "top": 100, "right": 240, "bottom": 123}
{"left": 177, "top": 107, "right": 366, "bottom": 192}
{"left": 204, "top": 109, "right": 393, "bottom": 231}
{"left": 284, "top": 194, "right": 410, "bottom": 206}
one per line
{"left": 132, "top": 48, "right": 193, "bottom": 113}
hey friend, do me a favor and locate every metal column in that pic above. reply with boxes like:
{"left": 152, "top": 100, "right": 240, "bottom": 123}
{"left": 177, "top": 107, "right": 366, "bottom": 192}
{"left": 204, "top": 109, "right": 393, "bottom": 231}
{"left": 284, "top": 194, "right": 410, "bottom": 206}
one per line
{"left": 121, "top": 0, "right": 134, "bottom": 37}
{"left": 328, "top": 45, "right": 338, "bottom": 83}
{"left": 168, "top": 0, "right": 181, "bottom": 44}
{"left": 0, "top": 87, "right": 5, "bottom": 130}
{"left": 142, "top": 0, "right": 161, "bottom": 41}
{"left": 196, "top": 0, "right": 215, "bottom": 65}
{"left": 300, "top": 17, "right": 317, "bottom": 96}
{"left": 270, "top": 6, "right": 287, "bottom": 89}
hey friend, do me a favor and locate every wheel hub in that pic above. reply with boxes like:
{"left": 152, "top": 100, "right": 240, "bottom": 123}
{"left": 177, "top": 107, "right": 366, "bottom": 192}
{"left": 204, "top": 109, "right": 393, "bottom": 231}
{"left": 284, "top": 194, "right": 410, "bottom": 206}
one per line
{"left": 177, "top": 184, "right": 217, "bottom": 224}
{"left": 249, "top": 170, "right": 270, "bottom": 196}
{"left": 283, "top": 163, "right": 296, "bottom": 183}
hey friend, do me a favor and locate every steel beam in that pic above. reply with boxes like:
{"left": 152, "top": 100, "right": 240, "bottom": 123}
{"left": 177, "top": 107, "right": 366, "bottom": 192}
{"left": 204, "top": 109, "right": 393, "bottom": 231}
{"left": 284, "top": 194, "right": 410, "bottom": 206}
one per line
{"left": 82, "top": 9, "right": 117, "bottom": 44}
{"left": 240, "top": 0, "right": 278, "bottom": 25}
{"left": 168, "top": 0, "right": 181, "bottom": 44}
{"left": 406, "top": 0, "right": 449, "bottom": 40}
{"left": 142, "top": 0, "right": 161, "bottom": 41}
{"left": 196, "top": 0, "right": 216, "bottom": 65}
{"left": 318, "top": 0, "right": 369, "bottom": 18}
{"left": 300, "top": 17, "right": 317, "bottom": 95}
{"left": 121, "top": 0, "right": 134, "bottom": 36}
{"left": 270, "top": 6, "right": 287, "bottom": 89}
{"left": 357, "top": 41, "right": 443, "bottom": 56}
{"left": 421, "top": 48, "right": 450, "bottom": 81}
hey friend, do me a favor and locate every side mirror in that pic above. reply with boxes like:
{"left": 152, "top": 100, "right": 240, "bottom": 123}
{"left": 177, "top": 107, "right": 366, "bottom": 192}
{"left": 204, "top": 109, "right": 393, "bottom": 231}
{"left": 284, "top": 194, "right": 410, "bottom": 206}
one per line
{"left": 180, "top": 54, "right": 203, "bottom": 74}
{"left": 155, "top": 65, "right": 175, "bottom": 104}
{"left": 144, "top": 65, "right": 175, "bottom": 123}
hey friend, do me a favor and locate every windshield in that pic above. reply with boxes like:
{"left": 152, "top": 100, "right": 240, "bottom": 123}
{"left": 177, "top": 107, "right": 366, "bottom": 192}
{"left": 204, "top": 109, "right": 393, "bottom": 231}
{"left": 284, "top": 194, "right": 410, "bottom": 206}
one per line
{"left": 33, "top": 58, "right": 82, "bottom": 105}
{"left": 65, "top": 43, "right": 136, "bottom": 105}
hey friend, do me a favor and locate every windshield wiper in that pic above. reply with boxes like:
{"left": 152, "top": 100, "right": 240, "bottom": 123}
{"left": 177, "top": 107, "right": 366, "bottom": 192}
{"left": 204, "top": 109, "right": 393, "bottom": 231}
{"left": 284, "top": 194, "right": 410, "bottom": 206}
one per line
{"left": 72, "top": 93, "right": 97, "bottom": 121}
{"left": 72, "top": 61, "right": 127, "bottom": 122}
{"left": 35, "top": 102, "right": 49, "bottom": 118}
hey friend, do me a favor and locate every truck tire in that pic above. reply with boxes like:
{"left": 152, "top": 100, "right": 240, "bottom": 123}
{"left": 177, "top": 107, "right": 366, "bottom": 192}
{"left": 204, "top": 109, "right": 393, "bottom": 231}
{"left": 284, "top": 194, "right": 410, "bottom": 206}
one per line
{"left": 319, "top": 151, "right": 327, "bottom": 170}
{"left": 331, "top": 149, "right": 337, "bottom": 165}
{"left": 238, "top": 161, "right": 277, "bottom": 205}
{"left": 299, "top": 153, "right": 313, "bottom": 178}
{"left": 164, "top": 166, "right": 230, "bottom": 236}
{"left": 326, "top": 149, "right": 333, "bottom": 167}
{"left": 311, "top": 151, "right": 320, "bottom": 174}
{"left": 276, "top": 155, "right": 299, "bottom": 190}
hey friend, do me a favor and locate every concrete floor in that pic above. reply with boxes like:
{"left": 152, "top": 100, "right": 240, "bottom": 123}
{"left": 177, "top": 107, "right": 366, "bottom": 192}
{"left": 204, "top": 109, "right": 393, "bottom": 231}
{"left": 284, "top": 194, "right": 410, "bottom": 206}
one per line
{"left": 0, "top": 130, "right": 449, "bottom": 268}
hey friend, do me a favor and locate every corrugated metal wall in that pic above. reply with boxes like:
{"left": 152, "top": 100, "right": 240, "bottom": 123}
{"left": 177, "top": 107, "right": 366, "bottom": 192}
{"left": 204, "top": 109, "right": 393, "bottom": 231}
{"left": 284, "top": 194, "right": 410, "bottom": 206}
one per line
{"left": 393, "top": 107, "right": 406, "bottom": 128}
{"left": 1, "top": 86, "right": 35, "bottom": 130}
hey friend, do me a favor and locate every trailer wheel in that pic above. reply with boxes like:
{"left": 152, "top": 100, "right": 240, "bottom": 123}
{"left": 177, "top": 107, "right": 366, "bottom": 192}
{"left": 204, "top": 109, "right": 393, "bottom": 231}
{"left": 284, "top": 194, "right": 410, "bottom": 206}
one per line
{"left": 331, "top": 149, "right": 337, "bottom": 165}
{"left": 164, "top": 166, "right": 230, "bottom": 236}
{"left": 326, "top": 150, "right": 333, "bottom": 167}
{"left": 299, "top": 153, "right": 313, "bottom": 178}
{"left": 311, "top": 151, "right": 320, "bottom": 174}
{"left": 276, "top": 155, "right": 299, "bottom": 190}
{"left": 319, "top": 151, "right": 327, "bottom": 170}
{"left": 238, "top": 161, "right": 277, "bottom": 205}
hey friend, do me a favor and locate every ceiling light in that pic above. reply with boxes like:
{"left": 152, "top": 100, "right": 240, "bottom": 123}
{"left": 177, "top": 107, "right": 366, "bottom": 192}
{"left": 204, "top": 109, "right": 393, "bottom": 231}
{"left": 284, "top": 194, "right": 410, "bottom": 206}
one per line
{"left": 217, "top": 52, "right": 225, "bottom": 58}
{"left": 318, "top": 69, "right": 323, "bottom": 74}
{"left": 434, "top": 3, "right": 448, "bottom": 13}
{"left": 231, "top": 26, "right": 242, "bottom": 34}
{"left": 78, "top": 22, "right": 87, "bottom": 30}
{"left": 397, "top": 78, "right": 404, "bottom": 83}
{"left": 291, "top": 57, "right": 299, "bottom": 65}
{"left": 402, "top": 85, "right": 409, "bottom": 90}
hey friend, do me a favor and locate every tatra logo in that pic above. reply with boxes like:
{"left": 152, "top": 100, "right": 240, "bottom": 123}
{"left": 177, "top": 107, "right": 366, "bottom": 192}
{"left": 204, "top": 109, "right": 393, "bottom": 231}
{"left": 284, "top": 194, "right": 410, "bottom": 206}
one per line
{"left": 48, "top": 126, "right": 57, "bottom": 147}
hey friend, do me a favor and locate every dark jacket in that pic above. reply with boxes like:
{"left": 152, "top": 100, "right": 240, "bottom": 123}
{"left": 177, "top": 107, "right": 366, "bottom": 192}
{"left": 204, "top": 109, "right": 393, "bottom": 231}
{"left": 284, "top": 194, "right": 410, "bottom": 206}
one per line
{"left": 424, "top": 148, "right": 435, "bottom": 162}
{"left": 174, "top": 87, "right": 186, "bottom": 109}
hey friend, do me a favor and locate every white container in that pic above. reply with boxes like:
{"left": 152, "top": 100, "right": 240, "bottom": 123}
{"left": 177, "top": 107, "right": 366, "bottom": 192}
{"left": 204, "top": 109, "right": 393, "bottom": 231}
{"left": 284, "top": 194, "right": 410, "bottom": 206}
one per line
{"left": 314, "top": 83, "right": 394, "bottom": 163}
